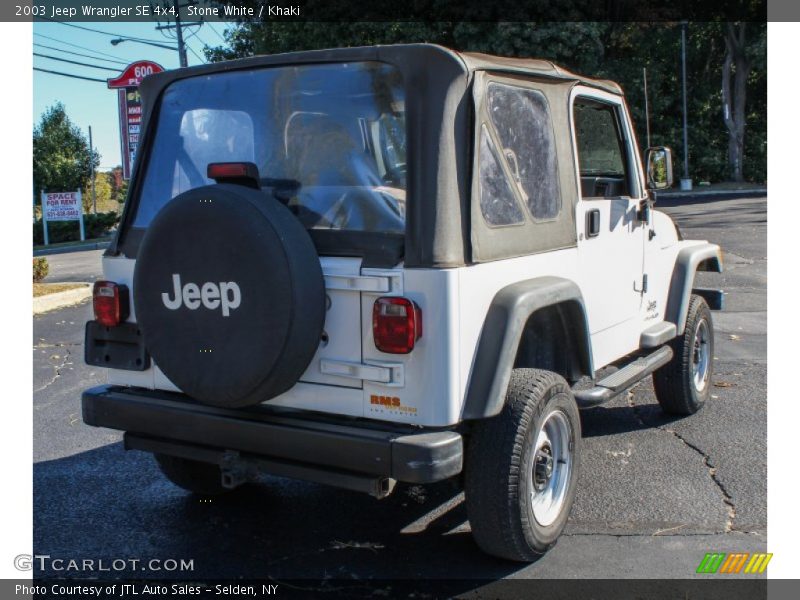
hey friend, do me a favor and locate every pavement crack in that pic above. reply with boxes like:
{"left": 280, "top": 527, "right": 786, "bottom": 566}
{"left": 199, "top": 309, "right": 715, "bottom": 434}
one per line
{"left": 562, "top": 529, "right": 762, "bottom": 539}
{"left": 34, "top": 347, "right": 72, "bottom": 394}
{"left": 34, "top": 341, "right": 83, "bottom": 349}
{"left": 564, "top": 531, "right": 716, "bottom": 539}
{"left": 626, "top": 391, "right": 737, "bottom": 533}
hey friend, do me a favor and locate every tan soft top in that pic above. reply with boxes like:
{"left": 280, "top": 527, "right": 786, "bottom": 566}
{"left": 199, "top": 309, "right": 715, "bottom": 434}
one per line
{"left": 457, "top": 51, "right": 623, "bottom": 95}
{"left": 121, "top": 43, "right": 621, "bottom": 268}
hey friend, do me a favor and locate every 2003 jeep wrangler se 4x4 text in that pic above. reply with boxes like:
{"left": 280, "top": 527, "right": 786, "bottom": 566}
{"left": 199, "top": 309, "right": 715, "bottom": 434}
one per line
{"left": 82, "top": 44, "right": 723, "bottom": 562}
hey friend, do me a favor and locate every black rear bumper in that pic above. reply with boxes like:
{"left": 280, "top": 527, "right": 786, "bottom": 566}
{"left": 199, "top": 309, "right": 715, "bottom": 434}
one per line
{"left": 82, "top": 385, "right": 463, "bottom": 487}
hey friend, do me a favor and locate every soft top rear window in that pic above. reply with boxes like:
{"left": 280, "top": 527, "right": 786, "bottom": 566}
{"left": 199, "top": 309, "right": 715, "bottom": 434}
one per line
{"left": 133, "top": 62, "right": 406, "bottom": 235}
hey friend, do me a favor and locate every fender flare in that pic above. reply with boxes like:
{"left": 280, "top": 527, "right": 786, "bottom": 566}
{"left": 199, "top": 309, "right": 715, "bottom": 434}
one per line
{"left": 665, "top": 243, "right": 723, "bottom": 335}
{"left": 461, "top": 276, "right": 593, "bottom": 420}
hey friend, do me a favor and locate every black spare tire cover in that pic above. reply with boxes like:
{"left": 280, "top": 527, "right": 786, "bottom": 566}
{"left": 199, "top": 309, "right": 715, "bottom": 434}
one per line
{"left": 133, "top": 184, "right": 325, "bottom": 408}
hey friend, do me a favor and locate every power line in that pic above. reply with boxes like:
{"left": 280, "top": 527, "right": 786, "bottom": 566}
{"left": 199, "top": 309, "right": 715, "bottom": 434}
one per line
{"left": 187, "top": 46, "right": 206, "bottom": 64}
{"left": 33, "top": 33, "right": 128, "bottom": 62}
{"left": 33, "top": 67, "right": 107, "bottom": 83}
{"left": 34, "top": 52, "right": 117, "bottom": 72}
{"left": 159, "top": 26, "right": 176, "bottom": 41}
{"left": 46, "top": 18, "right": 177, "bottom": 45}
{"left": 207, "top": 22, "right": 226, "bottom": 44}
{"left": 158, "top": 21, "right": 204, "bottom": 42}
{"left": 194, "top": 31, "right": 209, "bottom": 47}
{"left": 33, "top": 43, "right": 129, "bottom": 66}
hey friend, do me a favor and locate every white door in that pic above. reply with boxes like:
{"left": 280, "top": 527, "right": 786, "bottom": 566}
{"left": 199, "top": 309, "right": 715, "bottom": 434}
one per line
{"left": 571, "top": 88, "right": 646, "bottom": 338}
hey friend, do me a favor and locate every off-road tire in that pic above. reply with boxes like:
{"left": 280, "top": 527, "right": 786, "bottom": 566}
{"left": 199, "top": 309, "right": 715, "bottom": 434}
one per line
{"left": 653, "top": 294, "right": 714, "bottom": 415}
{"left": 465, "top": 369, "right": 581, "bottom": 562}
{"left": 154, "top": 454, "right": 229, "bottom": 496}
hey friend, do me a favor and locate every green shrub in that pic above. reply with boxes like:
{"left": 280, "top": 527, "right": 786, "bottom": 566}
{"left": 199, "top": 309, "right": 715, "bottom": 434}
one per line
{"left": 33, "top": 211, "right": 119, "bottom": 245}
{"left": 33, "top": 257, "right": 49, "bottom": 283}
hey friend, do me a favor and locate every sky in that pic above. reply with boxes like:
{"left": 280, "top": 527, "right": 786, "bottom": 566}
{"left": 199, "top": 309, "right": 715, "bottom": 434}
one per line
{"left": 33, "top": 20, "right": 229, "bottom": 171}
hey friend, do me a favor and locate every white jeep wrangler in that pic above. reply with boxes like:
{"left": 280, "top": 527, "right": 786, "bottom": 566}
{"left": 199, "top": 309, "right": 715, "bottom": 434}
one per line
{"left": 83, "top": 44, "right": 723, "bottom": 562}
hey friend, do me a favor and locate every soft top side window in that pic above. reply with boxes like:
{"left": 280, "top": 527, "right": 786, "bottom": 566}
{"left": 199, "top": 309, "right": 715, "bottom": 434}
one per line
{"left": 478, "top": 124, "right": 525, "bottom": 227}
{"left": 486, "top": 82, "right": 561, "bottom": 222}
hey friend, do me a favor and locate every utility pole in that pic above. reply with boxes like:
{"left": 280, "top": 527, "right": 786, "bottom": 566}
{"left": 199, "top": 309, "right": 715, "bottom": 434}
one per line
{"left": 680, "top": 21, "right": 691, "bottom": 190}
{"left": 89, "top": 125, "right": 96, "bottom": 214}
{"left": 173, "top": 0, "right": 188, "bottom": 68}
{"left": 643, "top": 67, "right": 651, "bottom": 149}
{"left": 153, "top": 1, "right": 194, "bottom": 67}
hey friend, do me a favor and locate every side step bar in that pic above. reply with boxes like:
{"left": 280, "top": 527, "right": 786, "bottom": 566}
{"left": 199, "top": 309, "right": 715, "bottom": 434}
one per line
{"left": 574, "top": 345, "right": 673, "bottom": 408}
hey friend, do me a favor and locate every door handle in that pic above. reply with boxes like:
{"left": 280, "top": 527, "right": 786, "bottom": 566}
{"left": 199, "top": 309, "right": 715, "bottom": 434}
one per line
{"left": 638, "top": 199, "right": 652, "bottom": 224}
{"left": 586, "top": 209, "right": 600, "bottom": 237}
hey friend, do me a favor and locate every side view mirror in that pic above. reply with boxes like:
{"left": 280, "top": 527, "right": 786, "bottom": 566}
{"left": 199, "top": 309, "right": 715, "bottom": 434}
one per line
{"left": 645, "top": 146, "right": 674, "bottom": 191}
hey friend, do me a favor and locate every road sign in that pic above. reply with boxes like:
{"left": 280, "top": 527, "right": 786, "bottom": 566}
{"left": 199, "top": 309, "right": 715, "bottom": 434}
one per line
{"left": 41, "top": 191, "right": 85, "bottom": 245}
{"left": 108, "top": 61, "right": 165, "bottom": 180}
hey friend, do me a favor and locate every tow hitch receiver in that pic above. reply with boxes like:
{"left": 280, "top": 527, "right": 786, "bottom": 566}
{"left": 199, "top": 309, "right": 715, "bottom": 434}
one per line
{"left": 220, "top": 451, "right": 254, "bottom": 490}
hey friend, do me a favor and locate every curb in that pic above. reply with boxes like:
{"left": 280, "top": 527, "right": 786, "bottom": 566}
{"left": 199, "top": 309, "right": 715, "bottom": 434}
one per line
{"left": 33, "top": 241, "right": 111, "bottom": 257}
{"left": 655, "top": 188, "right": 767, "bottom": 201}
{"left": 33, "top": 284, "right": 92, "bottom": 315}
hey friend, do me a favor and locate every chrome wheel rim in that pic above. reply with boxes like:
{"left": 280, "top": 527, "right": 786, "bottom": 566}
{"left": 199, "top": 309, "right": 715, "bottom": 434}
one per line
{"left": 692, "top": 319, "right": 711, "bottom": 392}
{"left": 530, "top": 410, "right": 572, "bottom": 527}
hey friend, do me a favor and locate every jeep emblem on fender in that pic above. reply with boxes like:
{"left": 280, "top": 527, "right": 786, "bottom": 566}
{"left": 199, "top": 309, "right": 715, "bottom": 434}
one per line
{"left": 161, "top": 273, "right": 241, "bottom": 317}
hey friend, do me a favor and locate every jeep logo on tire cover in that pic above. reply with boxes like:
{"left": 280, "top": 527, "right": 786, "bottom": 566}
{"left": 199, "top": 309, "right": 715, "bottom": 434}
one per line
{"left": 162, "top": 273, "right": 241, "bottom": 317}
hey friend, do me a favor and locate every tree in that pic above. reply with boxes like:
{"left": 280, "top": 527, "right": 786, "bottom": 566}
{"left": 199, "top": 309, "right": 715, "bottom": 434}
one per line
{"left": 721, "top": 23, "right": 750, "bottom": 182}
{"left": 109, "top": 166, "right": 129, "bottom": 205}
{"left": 202, "top": 20, "right": 767, "bottom": 183}
{"left": 721, "top": 22, "right": 765, "bottom": 183}
{"left": 82, "top": 171, "right": 115, "bottom": 213}
{"left": 33, "top": 103, "right": 99, "bottom": 200}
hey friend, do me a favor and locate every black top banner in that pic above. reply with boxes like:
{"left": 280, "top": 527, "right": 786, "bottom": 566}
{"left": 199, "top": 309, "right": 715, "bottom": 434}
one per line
{"left": 12, "top": 0, "right": 771, "bottom": 22}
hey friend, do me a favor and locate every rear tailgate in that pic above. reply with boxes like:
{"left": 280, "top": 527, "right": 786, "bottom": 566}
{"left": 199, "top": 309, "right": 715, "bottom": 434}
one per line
{"left": 100, "top": 254, "right": 375, "bottom": 391}
{"left": 298, "top": 257, "right": 363, "bottom": 388}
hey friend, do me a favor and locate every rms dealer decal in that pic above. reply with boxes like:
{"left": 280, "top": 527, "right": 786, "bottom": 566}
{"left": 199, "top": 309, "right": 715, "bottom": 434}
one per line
{"left": 370, "top": 395, "right": 417, "bottom": 415}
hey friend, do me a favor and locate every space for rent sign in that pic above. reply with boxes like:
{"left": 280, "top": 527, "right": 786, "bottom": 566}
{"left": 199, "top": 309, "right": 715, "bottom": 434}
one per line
{"left": 42, "top": 191, "right": 82, "bottom": 221}
{"left": 40, "top": 191, "right": 85, "bottom": 245}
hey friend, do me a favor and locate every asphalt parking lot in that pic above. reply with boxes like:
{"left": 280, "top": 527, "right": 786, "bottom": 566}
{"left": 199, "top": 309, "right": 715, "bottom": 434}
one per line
{"left": 33, "top": 196, "right": 767, "bottom": 588}
{"left": 39, "top": 248, "right": 105, "bottom": 283}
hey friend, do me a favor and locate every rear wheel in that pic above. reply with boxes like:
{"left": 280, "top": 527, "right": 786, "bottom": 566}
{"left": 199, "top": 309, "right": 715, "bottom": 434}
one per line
{"left": 465, "top": 369, "right": 581, "bottom": 562}
{"left": 154, "top": 454, "right": 229, "bottom": 496}
{"left": 653, "top": 294, "right": 714, "bottom": 415}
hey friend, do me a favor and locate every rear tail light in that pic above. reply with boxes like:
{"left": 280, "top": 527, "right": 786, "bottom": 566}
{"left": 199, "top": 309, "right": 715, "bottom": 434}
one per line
{"left": 372, "top": 297, "right": 422, "bottom": 354}
{"left": 93, "top": 281, "right": 129, "bottom": 327}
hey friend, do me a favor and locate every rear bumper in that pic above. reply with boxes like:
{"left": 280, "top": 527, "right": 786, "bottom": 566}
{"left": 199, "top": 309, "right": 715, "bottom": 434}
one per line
{"left": 82, "top": 385, "right": 463, "bottom": 487}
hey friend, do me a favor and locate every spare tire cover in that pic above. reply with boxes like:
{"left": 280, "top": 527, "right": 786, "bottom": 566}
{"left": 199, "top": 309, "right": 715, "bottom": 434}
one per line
{"left": 133, "top": 184, "right": 325, "bottom": 408}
